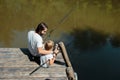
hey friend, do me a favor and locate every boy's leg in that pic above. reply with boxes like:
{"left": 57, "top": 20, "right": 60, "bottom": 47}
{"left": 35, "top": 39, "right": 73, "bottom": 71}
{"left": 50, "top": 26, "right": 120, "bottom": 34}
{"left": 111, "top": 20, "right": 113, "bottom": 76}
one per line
{"left": 49, "top": 57, "right": 56, "bottom": 65}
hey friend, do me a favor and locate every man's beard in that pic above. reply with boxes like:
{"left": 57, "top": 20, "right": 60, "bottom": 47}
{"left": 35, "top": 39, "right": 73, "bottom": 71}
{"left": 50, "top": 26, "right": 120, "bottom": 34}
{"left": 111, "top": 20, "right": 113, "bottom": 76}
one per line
{"left": 39, "top": 33, "right": 44, "bottom": 37}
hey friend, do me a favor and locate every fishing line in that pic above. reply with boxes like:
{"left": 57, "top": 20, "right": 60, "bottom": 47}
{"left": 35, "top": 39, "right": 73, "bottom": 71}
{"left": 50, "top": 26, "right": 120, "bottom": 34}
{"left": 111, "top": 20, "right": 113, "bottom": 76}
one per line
{"left": 44, "top": 1, "right": 77, "bottom": 41}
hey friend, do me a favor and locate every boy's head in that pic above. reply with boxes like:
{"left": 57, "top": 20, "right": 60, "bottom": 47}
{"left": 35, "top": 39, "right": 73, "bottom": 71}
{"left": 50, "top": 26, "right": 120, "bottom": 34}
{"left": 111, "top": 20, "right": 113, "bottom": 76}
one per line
{"left": 45, "top": 40, "right": 54, "bottom": 50}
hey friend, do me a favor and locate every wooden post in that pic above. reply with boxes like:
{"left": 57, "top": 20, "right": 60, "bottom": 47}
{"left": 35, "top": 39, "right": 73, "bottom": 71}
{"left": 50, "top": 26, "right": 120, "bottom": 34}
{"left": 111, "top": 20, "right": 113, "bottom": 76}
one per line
{"left": 59, "top": 42, "right": 72, "bottom": 67}
{"left": 59, "top": 42, "right": 76, "bottom": 80}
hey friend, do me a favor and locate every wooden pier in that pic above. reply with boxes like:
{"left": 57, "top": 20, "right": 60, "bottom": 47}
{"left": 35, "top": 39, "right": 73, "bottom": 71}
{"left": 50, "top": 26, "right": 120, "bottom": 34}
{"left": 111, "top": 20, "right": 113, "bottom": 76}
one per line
{"left": 0, "top": 48, "right": 68, "bottom": 80}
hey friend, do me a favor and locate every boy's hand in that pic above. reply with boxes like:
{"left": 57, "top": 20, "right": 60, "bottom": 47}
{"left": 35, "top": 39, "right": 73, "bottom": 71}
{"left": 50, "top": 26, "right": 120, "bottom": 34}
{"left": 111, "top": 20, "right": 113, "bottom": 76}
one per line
{"left": 53, "top": 44, "right": 59, "bottom": 54}
{"left": 54, "top": 49, "right": 59, "bottom": 54}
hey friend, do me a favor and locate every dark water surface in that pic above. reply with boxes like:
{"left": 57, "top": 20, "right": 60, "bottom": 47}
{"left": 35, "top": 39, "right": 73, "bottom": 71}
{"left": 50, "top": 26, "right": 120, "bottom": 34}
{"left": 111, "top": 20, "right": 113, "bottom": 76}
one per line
{"left": 0, "top": 0, "right": 120, "bottom": 80}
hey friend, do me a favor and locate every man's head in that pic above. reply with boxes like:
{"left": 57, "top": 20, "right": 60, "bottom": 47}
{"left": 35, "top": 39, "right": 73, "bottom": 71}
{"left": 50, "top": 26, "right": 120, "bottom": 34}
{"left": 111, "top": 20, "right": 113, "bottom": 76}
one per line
{"left": 35, "top": 22, "right": 48, "bottom": 36}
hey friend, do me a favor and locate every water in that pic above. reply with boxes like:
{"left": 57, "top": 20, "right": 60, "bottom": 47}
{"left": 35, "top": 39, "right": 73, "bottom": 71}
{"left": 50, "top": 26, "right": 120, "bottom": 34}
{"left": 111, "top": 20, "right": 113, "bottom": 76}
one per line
{"left": 0, "top": 0, "right": 120, "bottom": 80}
{"left": 66, "top": 28, "right": 120, "bottom": 80}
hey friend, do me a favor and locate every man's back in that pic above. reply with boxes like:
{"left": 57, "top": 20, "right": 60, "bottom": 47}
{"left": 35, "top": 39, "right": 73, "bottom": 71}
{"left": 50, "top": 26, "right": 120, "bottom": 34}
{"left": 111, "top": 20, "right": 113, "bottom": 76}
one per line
{"left": 28, "top": 31, "right": 43, "bottom": 56}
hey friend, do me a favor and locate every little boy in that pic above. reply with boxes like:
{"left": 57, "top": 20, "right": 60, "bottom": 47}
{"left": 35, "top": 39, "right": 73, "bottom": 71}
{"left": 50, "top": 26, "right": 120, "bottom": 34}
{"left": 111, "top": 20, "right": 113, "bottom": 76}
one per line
{"left": 40, "top": 40, "right": 58, "bottom": 68}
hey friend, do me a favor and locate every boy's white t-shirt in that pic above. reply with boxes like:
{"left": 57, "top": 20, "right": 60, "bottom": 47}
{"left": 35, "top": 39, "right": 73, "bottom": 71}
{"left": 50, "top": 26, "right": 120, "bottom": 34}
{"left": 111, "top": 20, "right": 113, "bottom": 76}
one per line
{"left": 40, "top": 53, "right": 53, "bottom": 68}
{"left": 28, "top": 31, "right": 43, "bottom": 56}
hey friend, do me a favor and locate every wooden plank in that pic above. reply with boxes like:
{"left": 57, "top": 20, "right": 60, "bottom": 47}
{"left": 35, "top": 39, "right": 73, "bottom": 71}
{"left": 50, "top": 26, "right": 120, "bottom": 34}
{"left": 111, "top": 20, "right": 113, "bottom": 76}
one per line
{"left": 0, "top": 67, "right": 67, "bottom": 78}
{"left": 0, "top": 59, "right": 65, "bottom": 67}
{"left": 0, "top": 77, "right": 68, "bottom": 80}
{"left": 0, "top": 63, "right": 65, "bottom": 68}
{"left": 0, "top": 48, "right": 64, "bottom": 62}
{"left": 0, "top": 48, "right": 68, "bottom": 80}
{"left": 0, "top": 67, "right": 66, "bottom": 73}
{"left": 0, "top": 48, "right": 65, "bottom": 67}
{"left": 0, "top": 54, "right": 64, "bottom": 62}
{"left": 0, "top": 66, "right": 67, "bottom": 78}
{"left": 0, "top": 57, "right": 64, "bottom": 63}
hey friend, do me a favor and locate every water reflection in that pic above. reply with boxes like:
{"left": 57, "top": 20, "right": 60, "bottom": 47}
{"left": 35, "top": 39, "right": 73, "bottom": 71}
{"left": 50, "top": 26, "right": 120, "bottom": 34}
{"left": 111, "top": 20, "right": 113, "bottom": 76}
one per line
{"left": 110, "top": 33, "right": 120, "bottom": 47}
{"left": 63, "top": 27, "right": 120, "bottom": 80}
{"left": 70, "top": 27, "right": 108, "bottom": 50}
{"left": 69, "top": 27, "right": 120, "bottom": 50}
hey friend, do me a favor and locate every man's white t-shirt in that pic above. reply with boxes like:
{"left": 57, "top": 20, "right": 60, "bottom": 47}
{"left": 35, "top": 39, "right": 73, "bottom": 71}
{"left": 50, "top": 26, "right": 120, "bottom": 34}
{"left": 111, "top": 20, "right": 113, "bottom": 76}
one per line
{"left": 28, "top": 31, "right": 43, "bottom": 56}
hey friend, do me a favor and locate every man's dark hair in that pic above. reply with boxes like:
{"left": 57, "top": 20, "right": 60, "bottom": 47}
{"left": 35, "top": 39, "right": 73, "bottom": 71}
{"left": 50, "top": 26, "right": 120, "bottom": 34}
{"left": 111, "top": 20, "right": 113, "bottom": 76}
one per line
{"left": 35, "top": 22, "right": 48, "bottom": 33}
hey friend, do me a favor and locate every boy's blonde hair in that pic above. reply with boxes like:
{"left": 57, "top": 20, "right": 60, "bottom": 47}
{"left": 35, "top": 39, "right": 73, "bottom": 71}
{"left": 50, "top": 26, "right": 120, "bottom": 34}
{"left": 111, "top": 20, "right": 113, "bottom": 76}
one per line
{"left": 44, "top": 40, "right": 54, "bottom": 50}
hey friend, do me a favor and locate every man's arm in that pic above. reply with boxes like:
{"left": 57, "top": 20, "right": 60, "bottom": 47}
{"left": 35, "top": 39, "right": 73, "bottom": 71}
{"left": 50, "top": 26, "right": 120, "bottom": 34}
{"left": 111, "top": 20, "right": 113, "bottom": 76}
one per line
{"left": 37, "top": 47, "right": 53, "bottom": 55}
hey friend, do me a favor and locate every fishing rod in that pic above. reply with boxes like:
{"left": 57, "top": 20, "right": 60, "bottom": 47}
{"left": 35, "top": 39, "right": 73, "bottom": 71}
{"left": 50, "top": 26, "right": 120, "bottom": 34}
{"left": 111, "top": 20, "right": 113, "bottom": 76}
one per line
{"left": 44, "top": 1, "right": 77, "bottom": 41}
{"left": 29, "top": 1, "right": 78, "bottom": 75}
{"left": 29, "top": 59, "right": 50, "bottom": 75}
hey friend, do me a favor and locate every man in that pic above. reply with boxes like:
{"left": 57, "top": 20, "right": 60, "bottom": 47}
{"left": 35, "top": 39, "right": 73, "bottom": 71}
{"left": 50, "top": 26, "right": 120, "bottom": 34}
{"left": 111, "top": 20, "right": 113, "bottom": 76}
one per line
{"left": 28, "top": 22, "right": 58, "bottom": 59}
